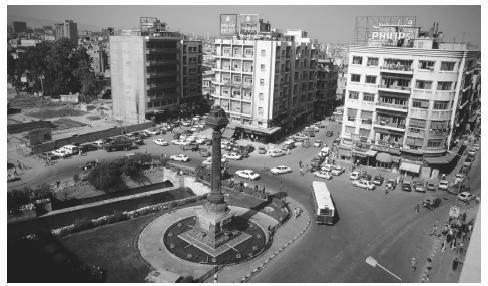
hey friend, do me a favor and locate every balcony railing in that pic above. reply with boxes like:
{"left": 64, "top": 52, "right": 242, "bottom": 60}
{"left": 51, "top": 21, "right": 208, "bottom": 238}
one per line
{"left": 146, "top": 59, "right": 178, "bottom": 65}
{"left": 378, "top": 85, "right": 411, "bottom": 92}
{"left": 372, "top": 141, "right": 402, "bottom": 155}
{"left": 380, "top": 64, "right": 413, "bottom": 72}
{"left": 376, "top": 102, "right": 409, "bottom": 110}
{"left": 146, "top": 71, "right": 177, "bottom": 77}
{"left": 428, "top": 130, "right": 448, "bottom": 138}
{"left": 146, "top": 48, "right": 178, "bottom": 53}
{"left": 373, "top": 120, "right": 406, "bottom": 130}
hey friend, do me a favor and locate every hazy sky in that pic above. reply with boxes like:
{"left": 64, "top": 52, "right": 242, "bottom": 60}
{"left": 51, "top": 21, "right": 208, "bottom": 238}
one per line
{"left": 7, "top": 5, "right": 481, "bottom": 46}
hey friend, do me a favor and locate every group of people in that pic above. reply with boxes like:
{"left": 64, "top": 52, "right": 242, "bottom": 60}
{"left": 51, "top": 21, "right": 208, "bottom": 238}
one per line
{"left": 438, "top": 216, "right": 473, "bottom": 254}
{"left": 293, "top": 207, "right": 302, "bottom": 219}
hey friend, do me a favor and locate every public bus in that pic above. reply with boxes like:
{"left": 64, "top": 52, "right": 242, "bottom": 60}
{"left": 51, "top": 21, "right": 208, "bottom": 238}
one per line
{"left": 311, "top": 181, "right": 336, "bottom": 225}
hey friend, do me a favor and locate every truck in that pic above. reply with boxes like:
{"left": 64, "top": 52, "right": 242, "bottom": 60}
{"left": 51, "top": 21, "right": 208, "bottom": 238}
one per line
{"left": 104, "top": 136, "right": 133, "bottom": 152}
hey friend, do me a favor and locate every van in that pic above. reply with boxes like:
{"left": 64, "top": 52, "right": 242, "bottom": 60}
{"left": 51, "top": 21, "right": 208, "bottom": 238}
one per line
{"left": 282, "top": 140, "right": 296, "bottom": 150}
{"left": 60, "top": 144, "right": 79, "bottom": 155}
{"left": 320, "top": 146, "right": 330, "bottom": 157}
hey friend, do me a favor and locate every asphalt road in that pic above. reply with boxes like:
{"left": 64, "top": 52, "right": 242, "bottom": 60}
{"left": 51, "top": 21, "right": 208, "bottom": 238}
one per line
{"left": 7, "top": 121, "right": 480, "bottom": 283}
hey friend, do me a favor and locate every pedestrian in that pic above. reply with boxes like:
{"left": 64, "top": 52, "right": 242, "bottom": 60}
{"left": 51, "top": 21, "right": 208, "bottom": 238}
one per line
{"left": 299, "top": 160, "right": 303, "bottom": 168}
{"left": 441, "top": 240, "right": 446, "bottom": 252}
{"left": 300, "top": 167, "right": 304, "bottom": 176}
{"left": 415, "top": 203, "right": 420, "bottom": 214}
{"left": 385, "top": 188, "right": 389, "bottom": 195}
{"left": 458, "top": 240, "right": 464, "bottom": 254}
{"left": 430, "top": 224, "right": 438, "bottom": 236}
{"left": 410, "top": 257, "right": 417, "bottom": 271}
{"left": 306, "top": 163, "right": 309, "bottom": 172}
{"left": 56, "top": 180, "right": 60, "bottom": 189}
{"left": 13, "top": 167, "right": 18, "bottom": 176}
{"left": 332, "top": 158, "right": 336, "bottom": 165}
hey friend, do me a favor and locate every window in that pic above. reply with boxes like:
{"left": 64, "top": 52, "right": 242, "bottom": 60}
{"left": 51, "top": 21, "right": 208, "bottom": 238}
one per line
{"left": 415, "top": 80, "right": 432, "bottom": 90}
{"left": 427, "top": 139, "right": 443, "bottom": 148}
{"left": 258, "top": 107, "right": 264, "bottom": 117}
{"left": 437, "top": 81, "right": 452, "bottom": 91}
{"left": 365, "top": 75, "right": 377, "bottom": 84}
{"left": 261, "top": 50, "right": 266, "bottom": 56}
{"left": 223, "top": 47, "right": 231, "bottom": 55}
{"left": 222, "top": 89, "right": 230, "bottom": 96}
{"left": 363, "top": 93, "right": 375, "bottom": 102}
{"left": 260, "top": 79, "right": 265, "bottom": 86}
{"left": 352, "top": 56, "right": 363, "bottom": 65}
{"left": 430, "top": 120, "right": 449, "bottom": 130}
{"left": 232, "top": 89, "right": 241, "bottom": 97}
{"left": 419, "top": 60, "right": 435, "bottom": 70}
{"left": 412, "top": 99, "right": 429, "bottom": 109}
{"left": 347, "top": 108, "right": 357, "bottom": 121}
{"left": 367, "top": 57, "right": 379, "bottom": 66}
{"left": 409, "top": 118, "right": 427, "bottom": 128}
{"left": 406, "top": 137, "right": 424, "bottom": 147}
{"left": 244, "top": 49, "right": 253, "bottom": 57}
{"left": 359, "top": 128, "right": 370, "bottom": 137}
{"left": 351, "top": 74, "right": 361, "bottom": 82}
{"left": 349, "top": 91, "right": 359, "bottom": 99}
{"left": 433, "top": 101, "right": 450, "bottom": 110}
{"left": 233, "top": 75, "right": 241, "bottom": 83}
{"left": 345, "top": 126, "right": 355, "bottom": 135}
{"left": 261, "top": 64, "right": 265, "bottom": 71}
{"left": 360, "top": 110, "right": 373, "bottom": 124}
{"left": 259, "top": 93, "right": 264, "bottom": 101}
{"left": 440, "top": 61, "right": 456, "bottom": 71}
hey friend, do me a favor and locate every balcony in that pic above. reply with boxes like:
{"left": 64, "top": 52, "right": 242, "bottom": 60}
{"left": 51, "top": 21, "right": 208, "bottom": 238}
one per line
{"left": 372, "top": 141, "right": 402, "bottom": 155}
{"left": 146, "top": 59, "right": 178, "bottom": 65}
{"left": 380, "top": 64, "right": 413, "bottom": 75}
{"left": 146, "top": 71, "right": 177, "bottom": 78}
{"left": 146, "top": 48, "right": 178, "bottom": 53}
{"left": 428, "top": 130, "right": 448, "bottom": 139}
{"left": 376, "top": 102, "right": 409, "bottom": 112}
{"left": 373, "top": 120, "right": 406, "bottom": 131}
{"left": 146, "top": 82, "right": 177, "bottom": 89}
{"left": 378, "top": 85, "right": 411, "bottom": 94}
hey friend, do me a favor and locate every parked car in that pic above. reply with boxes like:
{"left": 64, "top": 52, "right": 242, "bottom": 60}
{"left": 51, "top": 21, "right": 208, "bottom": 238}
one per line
{"left": 235, "top": 170, "right": 260, "bottom": 180}
{"left": 438, "top": 180, "right": 449, "bottom": 191}
{"left": 153, "top": 139, "right": 169, "bottom": 146}
{"left": 414, "top": 181, "right": 426, "bottom": 193}
{"left": 330, "top": 166, "right": 345, "bottom": 176}
{"left": 270, "top": 165, "right": 292, "bottom": 175}
{"left": 314, "top": 171, "right": 333, "bottom": 180}
{"left": 79, "top": 143, "right": 98, "bottom": 152}
{"left": 464, "top": 157, "right": 473, "bottom": 167}
{"left": 313, "top": 140, "right": 322, "bottom": 147}
{"left": 372, "top": 175, "right": 384, "bottom": 186}
{"left": 171, "top": 139, "right": 191, "bottom": 146}
{"left": 473, "top": 143, "right": 480, "bottom": 151}
{"left": 326, "top": 131, "right": 334, "bottom": 137}
{"left": 402, "top": 182, "right": 412, "bottom": 192}
{"left": 467, "top": 148, "right": 476, "bottom": 157}
{"left": 7, "top": 173, "right": 18, "bottom": 182}
{"left": 94, "top": 139, "right": 105, "bottom": 149}
{"left": 426, "top": 182, "right": 436, "bottom": 192}
{"left": 360, "top": 174, "right": 372, "bottom": 181}
{"left": 269, "top": 149, "right": 286, "bottom": 158}
{"left": 385, "top": 179, "right": 397, "bottom": 189}
{"left": 169, "top": 154, "right": 190, "bottom": 162}
{"left": 321, "top": 163, "right": 336, "bottom": 172}
{"left": 352, "top": 179, "right": 375, "bottom": 190}
{"left": 454, "top": 173, "right": 465, "bottom": 184}
{"left": 349, "top": 171, "right": 361, "bottom": 180}
{"left": 199, "top": 149, "right": 210, "bottom": 157}
{"left": 223, "top": 152, "right": 243, "bottom": 160}
{"left": 104, "top": 136, "right": 133, "bottom": 152}
{"left": 423, "top": 196, "right": 441, "bottom": 210}
{"left": 144, "top": 128, "right": 160, "bottom": 136}
{"left": 258, "top": 146, "right": 267, "bottom": 154}
{"left": 457, "top": 192, "right": 474, "bottom": 202}
{"left": 332, "top": 138, "right": 341, "bottom": 146}
{"left": 181, "top": 121, "right": 191, "bottom": 127}
{"left": 201, "top": 157, "right": 226, "bottom": 165}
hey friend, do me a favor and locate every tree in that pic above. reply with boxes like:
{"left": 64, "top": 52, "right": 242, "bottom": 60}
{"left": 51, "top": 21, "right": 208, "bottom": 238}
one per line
{"left": 86, "top": 161, "right": 126, "bottom": 193}
{"left": 7, "top": 51, "right": 16, "bottom": 82}
{"left": 120, "top": 157, "right": 149, "bottom": 185}
{"left": 43, "top": 38, "right": 77, "bottom": 98}
{"left": 72, "top": 47, "right": 98, "bottom": 103}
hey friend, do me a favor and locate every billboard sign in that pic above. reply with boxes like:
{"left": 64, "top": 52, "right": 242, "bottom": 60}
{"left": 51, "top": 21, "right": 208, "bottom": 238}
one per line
{"left": 239, "top": 14, "right": 259, "bottom": 34}
{"left": 368, "top": 17, "right": 418, "bottom": 46}
{"left": 220, "top": 14, "right": 237, "bottom": 35}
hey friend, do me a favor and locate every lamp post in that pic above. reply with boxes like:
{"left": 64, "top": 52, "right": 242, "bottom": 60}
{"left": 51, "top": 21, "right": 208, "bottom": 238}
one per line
{"left": 365, "top": 256, "right": 402, "bottom": 282}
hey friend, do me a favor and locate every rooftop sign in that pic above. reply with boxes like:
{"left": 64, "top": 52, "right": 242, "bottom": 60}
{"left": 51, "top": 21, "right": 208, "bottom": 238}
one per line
{"left": 220, "top": 14, "right": 237, "bottom": 36}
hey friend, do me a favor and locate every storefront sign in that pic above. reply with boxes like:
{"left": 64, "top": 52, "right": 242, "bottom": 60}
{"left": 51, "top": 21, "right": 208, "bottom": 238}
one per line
{"left": 220, "top": 14, "right": 237, "bottom": 35}
{"left": 239, "top": 14, "right": 259, "bottom": 34}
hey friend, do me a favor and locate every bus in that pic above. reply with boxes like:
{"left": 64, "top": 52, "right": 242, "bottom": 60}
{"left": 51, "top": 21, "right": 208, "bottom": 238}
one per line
{"left": 311, "top": 181, "right": 336, "bottom": 225}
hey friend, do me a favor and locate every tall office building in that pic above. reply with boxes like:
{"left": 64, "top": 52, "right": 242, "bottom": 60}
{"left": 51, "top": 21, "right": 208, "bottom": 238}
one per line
{"left": 12, "top": 21, "right": 27, "bottom": 34}
{"left": 339, "top": 19, "right": 480, "bottom": 175}
{"left": 110, "top": 18, "right": 203, "bottom": 124}
{"left": 53, "top": 20, "right": 78, "bottom": 42}
{"left": 316, "top": 59, "right": 339, "bottom": 119}
{"left": 212, "top": 14, "right": 318, "bottom": 142}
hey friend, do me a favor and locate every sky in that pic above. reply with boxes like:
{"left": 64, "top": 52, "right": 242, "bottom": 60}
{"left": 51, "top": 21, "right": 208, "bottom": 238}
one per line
{"left": 7, "top": 5, "right": 481, "bottom": 46}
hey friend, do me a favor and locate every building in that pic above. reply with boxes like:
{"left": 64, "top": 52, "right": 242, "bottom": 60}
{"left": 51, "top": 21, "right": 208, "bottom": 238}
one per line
{"left": 110, "top": 18, "right": 203, "bottom": 125}
{"left": 316, "top": 59, "right": 339, "bottom": 119}
{"left": 211, "top": 15, "right": 319, "bottom": 142}
{"left": 339, "top": 21, "right": 480, "bottom": 176}
{"left": 12, "top": 21, "right": 27, "bottom": 34}
{"left": 87, "top": 47, "right": 109, "bottom": 75}
{"left": 53, "top": 20, "right": 78, "bottom": 42}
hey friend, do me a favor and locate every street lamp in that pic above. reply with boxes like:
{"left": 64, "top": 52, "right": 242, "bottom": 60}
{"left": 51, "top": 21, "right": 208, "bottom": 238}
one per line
{"left": 365, "top": 256, "right": 402, "bottom": 282}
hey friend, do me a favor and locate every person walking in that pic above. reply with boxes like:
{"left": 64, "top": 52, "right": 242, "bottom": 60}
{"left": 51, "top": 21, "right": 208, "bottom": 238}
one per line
{"left": 410, "top": 257, "right": 417, "bottom": 271}
{"left": 299, "top": 160, "right": 303, "bottom": 168}
{"left": 300, "top": 167, "right": 304, "bottom": 176}
{"left": 415, "top": 203, "right": 420, "bottom": 214}
{"left": 430, "top": 224, "right": 438, "bottom": 236}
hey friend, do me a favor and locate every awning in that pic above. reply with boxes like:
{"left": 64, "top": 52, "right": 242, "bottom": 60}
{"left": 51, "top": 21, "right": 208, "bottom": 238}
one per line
{"left": 424, "top": 156, "right": 448, "bottom": 165}
{"left": 391, "top": 155, "right": 401, "bottom": 162}
{"left": 365, "top": 150, "right": 378, "bottom": 157}
{"left": 232, "top": 124, "right": 282, "bottom": 135}
{"left": 399, "top": 162, "right": 421, "bottom": 173}
{"left": 376, "top": 152, "right": 393, "bottom": 163}
{"left": 338, "top": 149, "right": 351, "bottom": 157}
{"left": 352, "top": 151, "right": 368, "bottom": 158}
{"left": 222, "top": 127, "right": 235, "bottom": 139}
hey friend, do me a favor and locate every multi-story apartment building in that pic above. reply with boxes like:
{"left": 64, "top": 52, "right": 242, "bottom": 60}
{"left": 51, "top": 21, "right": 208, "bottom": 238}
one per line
{"left": 211, "top": 28, "right": 318, "bottom": 142}
{"left": 110, "top": 18, "right": 203, "bottom": 125}
{"left": 339, "top": 41, "right": 479, "bottom": 175}
{"left": 316, "top": 59, "right": 339, "bottom": 119}
{"left": 12, "top": 21, "right": 27, "bottom": 34}
{"left": 53, "top": 20, "right": 78, "bottom": 42}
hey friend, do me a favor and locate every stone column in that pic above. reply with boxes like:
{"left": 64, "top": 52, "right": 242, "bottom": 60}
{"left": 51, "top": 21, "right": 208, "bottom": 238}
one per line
{"left": 209, "top": 128, "right": 224, "bottom": 204}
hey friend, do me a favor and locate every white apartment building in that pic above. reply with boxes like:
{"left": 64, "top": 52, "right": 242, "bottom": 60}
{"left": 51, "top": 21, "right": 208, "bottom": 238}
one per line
{"left": 211, "top": 30, "right": 318, "bottom": 142}
{"left": 340, "top": 44, "right": 479, "bottom": 175}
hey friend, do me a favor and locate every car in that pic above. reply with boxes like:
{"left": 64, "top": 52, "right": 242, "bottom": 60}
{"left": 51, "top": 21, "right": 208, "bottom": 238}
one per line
{"left": 321, "top": 163, "right": 336, "bottom": 172}
{"left": 457, "top": 192, "right": 474, "bottom": 202}
{"left": 195, "top": 138, "right": 206, "bottom": 144}
{"left": 313, "top": 140, "right": 322, "bottom": 147}
{"left": 317, "top": 123, "right": 326, "bottom": 128}
{"left": 352, "top": 179, "right": 375, "bottom": 190}
{"left": 467, "top": 148, "right": 476, "bottom": 157}
{"left": 235, "top": 170, "right": 260, "bottom": 180}
{"left": 51, "top": 149, "right": 68, "bottom": 158}
{"left": 385, "top": 179, "right": 397, "bottom": 189}
{"left": 94, "top": 139, "right": 105, "bottom": 149}
{"left": 79, "top": 143, "right": 98, "bottom": 152}
{"left": 332, "top": 138, "right": 341, "bottom": 146}
{"left": 473, "top": 143, "right": 480, "bottom": 151}
{"left": 372, "top": 175, "right": 384, "bottom": 186}
{"left": 269, "top": 149, "right": 286, "bottom": 157}
{"left": 201, "top": 157, "right": 226, "bottom": 165}
{"left": 223, "top": 152, "right": 243, "bottom": 160}
{"left": 330, "top": 166, "right": 345, "bottom": 176}
{"left": 455, "top": 173, "right": 465, "bottom": 184}
{"left": 153, "top": 139, "right": 169, "bottom": 146}
{"left": 144, "top": 128, "right": 160, "bottom": 136}
{"left": 199, "top": 149, "right": 211, "bottom": 157}
{"left": 402, "top": 182, "right": 412, "bottom": 192}
{"left": 7, "top": 173, "right": 18, "bottom": 182}
{"left": 169, "top": 154, "right": 190, "bottom": 162}
{"left": 171, "top": 139, "right": 191, "bottom": 146}
{"left": 270, "top": 165, "right": 292, "bottom": 175}
{"left": 426, "top": 182, "right": 436, "bottom": 192}
{"left": 124, "top": 153, "right": 136, "bottom": 158}
{"left": 326, "top": 131, "right": 334, "bottom": 137}
{"left": 190, "top": 127, "right": 198, "bottom": 132}
{"left": 360, "top": 174, "right": 372, "bottom": 181}
{"left": 423, "top": 196, "right": 441, "bottom": 210}
{"left": 258, "top": 146, "right": 267, "bottom": 154}
{"left": 349, "top": 171, "right": 361, "bottom": 180}
{"left": 438, "top": 180, "right": 449, "bottom": 191}
{"left": 181, "top": 121, "right": 191, "bottom": 127}
{"left": 414, "top": 181, "right": 426, "bottom": 193}
{"left": 314, "top": 171, "right": 333, "bottom": 180}
{"left": 464, "top": 156, "right": 473, "bottom": 167}
{"left": 173, "top": 133, "right": 181, "bottom": 139}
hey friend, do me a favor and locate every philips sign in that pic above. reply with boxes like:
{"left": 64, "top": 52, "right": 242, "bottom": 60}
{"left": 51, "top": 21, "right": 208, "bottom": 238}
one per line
{"left": 371, "top": 31, "right": 415, "bottom": 41}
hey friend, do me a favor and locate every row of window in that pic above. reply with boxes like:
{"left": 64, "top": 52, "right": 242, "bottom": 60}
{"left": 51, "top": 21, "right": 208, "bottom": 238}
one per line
{"left": 352, "top": 56, "right": 457, "bottom": 71}
{"left": 350, "top": 74, "right": 456, "bottom": 91}
{"left": 343, "top": 128, "right": 446, "bottom": 148}
{"left": 147, "top": 97, "right": 178, "bottom": 108}
{"left": 347, "top": 91, "right": 452, "bottom": 110}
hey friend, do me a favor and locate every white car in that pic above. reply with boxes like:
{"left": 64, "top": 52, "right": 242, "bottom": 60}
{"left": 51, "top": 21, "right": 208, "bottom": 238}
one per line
{"left": 195, "top": 138, "right": 206, "bottom": 144}
{"left": 473, "top": 143, "right": 480, "bottom": 151}
{"left": 171, "top": 139, "right": 191, "bottom": 146}
{"left": 153, "top": 139, "right": 168, "bottom": 146}
{"left": 313, "top": 140, "right": 322, "bottom": 147}
{"left": 349, "top": 171, "right": 361, "bottom": 180}
{"left": 454, "top": 173, "right": 465, "bottom": 184}
{"left": 467, "top": 148, "right": 476, "bottom": 157}
{"left": 313, "top": 171, "right": 332, "bottom": 180}
{"left": 270, "top": 165, "right": 292, "bottom": 175}
{"left": 185, "top": 136, "right": 196, "bottom": 143}
{"left": 223, "top": 152, "right": 242, "bottom": 160}
{"left": 143, "top": 128, "right": 159, "bottom": 136}
{"left": 321, "top": 163, "right": 336, "bottom": 172}
{"left": 201, "top": 157, "right": 226, "bottom": 165}
{"left": 94, "top": 139, "right": 105, "bottom": 149}
{"left": 235, "top": 170, "right": 260, "bottom": 180}
{"left": 51, "top": 149, "right": 69, "bottom": 158}
{"left": 170, "top": 154, "right": 190, "bottom": 162}
{"left": 181, "top": 121, "right": 191, "bottom": 127}
{"left": 331, "top": 166, "right": 345, "bottom": 176}
{"left": 269, "top": 149, "right": 286, "bottom": 157}
{"left": 352, "top": 179, "right": 376, "bottom": 190}
{"left": 438, "top": 180, "right": 449, "bottom": 190}
{"left": 457, "top": 192, "right": 474, "bottom": 202}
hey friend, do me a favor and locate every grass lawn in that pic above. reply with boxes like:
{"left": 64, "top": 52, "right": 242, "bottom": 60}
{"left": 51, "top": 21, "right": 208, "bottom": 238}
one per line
{"left": 60, "top": 213, "right": 160, "bottom": 283}
{"left": 26, "top": 108, "right": 87, "bottom": 119}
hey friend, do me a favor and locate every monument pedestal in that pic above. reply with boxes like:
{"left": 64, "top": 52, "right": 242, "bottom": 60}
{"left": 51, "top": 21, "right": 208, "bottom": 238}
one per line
{"left": 193, "top": 202, "right": 234, "bottom": 248}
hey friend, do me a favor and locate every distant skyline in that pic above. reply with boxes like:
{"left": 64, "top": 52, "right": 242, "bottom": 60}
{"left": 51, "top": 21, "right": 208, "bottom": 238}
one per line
{"left": 7, "top": 5, "right": 481, "bottom": 46}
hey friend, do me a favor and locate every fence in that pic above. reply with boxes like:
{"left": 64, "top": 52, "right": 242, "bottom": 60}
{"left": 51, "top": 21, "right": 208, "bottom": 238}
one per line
{"left": 30, "top": 122, "right": 154, "bottom": 154}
